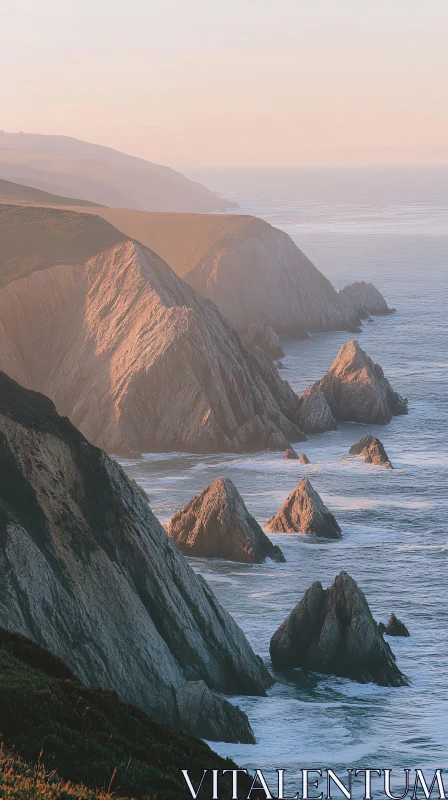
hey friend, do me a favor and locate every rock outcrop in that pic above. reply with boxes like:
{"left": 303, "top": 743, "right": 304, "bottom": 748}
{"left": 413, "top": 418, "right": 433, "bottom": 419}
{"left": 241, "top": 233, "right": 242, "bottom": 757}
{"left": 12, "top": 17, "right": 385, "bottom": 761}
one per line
{"left": 244, "top": 324, "right": 285, "bottom": 359}
{"left": 339, "top": 281, "right": 394, "bottom": 318}
{"left": 315, "top": 340, "right": 408, "bottom": 424}
{"left": 349, "top": 435, "right": 393, "bottom": 468}
{"left": 0, "top": 372, "right": 274, "bottom": 743}
{"left": 295, "top": 384, "right": 338, "bottom": 433}
{"left": 168, "top": 478, "right": 285, "bottom": 564}
{"left": 384, "top": 613, "right": 410, "bottom": 637}
{"left": 284, "top": 447, "right": 299, "bottom": 460}
{"left": 267, "top": 477, "right": 341, "bottom": 539}
{"left": 299, "top": 453, "right": 310, "bottom": 464}
{"left": 270, "top": 571, "right": 408, "bottom": 687}
{"left": 0, "top": 236, "right": 305, "bottom": 454}
{"left": 92, "top": 212, "right": 362, "bottom": 335}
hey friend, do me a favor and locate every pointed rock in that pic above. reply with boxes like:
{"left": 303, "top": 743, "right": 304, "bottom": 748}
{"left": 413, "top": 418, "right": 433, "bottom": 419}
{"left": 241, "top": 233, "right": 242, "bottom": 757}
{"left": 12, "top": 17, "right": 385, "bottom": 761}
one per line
{"left": 299, "top": 453, "right": 310, "bottom": 464}
{"left": 284, "top": 447, "right": 299, "bottom": 459}
{"left": 168, "top": 478, "right": 285, "bottom": 564}
{"left": 0, "top": 372, "right": 273, "bottom": 743}
{"left": 295, "top": 384, "right": 337, "bottom": 434}
{"left": 349, "top": 435, "right": 393, "bottom": 468}
{"left": 386, "top": 613, "right": 410, "bottom": 637}
{"left": 266, "top": 477, "right": 341, "bottom": 539}
{"left": 270, "top": 571, "right": 409, "bottom": 687}
{"left": 339, "top": 281, "right": 394, "bottom": 318}
{"left": 244, "top": 324, "right": 285, "bottom": 359}
{"left": 317, "top": 340, "right": 408, "bottom": 424}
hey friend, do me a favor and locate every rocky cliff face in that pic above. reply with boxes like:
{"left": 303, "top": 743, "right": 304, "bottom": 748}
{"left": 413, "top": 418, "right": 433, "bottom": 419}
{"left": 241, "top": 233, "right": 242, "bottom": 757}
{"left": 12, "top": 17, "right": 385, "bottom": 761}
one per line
{"left": 315, "top": 340, "right": 408, "bottom": 424}
{"left": 0, "top": 372, "right": 274, "bottom": 742}
{"left": 267, "top": 477, "right": 341, "bottom": 538}
{"left": 270, "top": 571, "right": 408, "bottom": 687}
{"left": 339, "top": 281, "right": 394, "bottom": 318}
{"left": 0, "top": 239, "right": 304, "bottom": 454}
{"left": 168, "top": 477, "right": 285, "bottom": 563}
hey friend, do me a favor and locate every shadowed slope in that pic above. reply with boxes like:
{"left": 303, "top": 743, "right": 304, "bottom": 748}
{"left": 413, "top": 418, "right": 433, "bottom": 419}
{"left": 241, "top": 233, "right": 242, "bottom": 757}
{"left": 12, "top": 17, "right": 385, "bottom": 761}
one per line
{"left": 0, "top": 177, "right": 99, "bottom": 208}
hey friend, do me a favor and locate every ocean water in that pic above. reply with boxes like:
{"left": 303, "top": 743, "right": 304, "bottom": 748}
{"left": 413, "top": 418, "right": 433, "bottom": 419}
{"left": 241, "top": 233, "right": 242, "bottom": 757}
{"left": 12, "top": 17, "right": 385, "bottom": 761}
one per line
{"left": 120, "top": 168, "right": 448, "bottom": 789}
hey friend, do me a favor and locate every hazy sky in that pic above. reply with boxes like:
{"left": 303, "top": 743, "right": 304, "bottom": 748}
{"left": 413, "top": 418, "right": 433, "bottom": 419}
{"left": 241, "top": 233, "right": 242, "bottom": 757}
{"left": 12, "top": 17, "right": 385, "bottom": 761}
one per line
{"left": 1, "top": 0, "right": 448, "bottom": 167}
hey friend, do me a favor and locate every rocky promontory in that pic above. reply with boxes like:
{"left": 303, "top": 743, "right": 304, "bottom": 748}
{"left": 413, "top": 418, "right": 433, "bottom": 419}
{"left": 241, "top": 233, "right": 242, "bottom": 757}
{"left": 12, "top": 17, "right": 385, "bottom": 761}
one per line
{"left": 168, "top": 477, "right": 285, "bottom": 563}
{"left": 339, "top": 281, "right": 394, "bottom": 318}
{"left": 0, "top": 235, "right": 305, "bottom": 454}
{"left": 315, "top": 340, "right": 408, "bottom": 424}
{"left": 267, "top": 477, "right": 342, "bottom": 538}
{"left": 0, "top": 372, "right": 274, "bottom": 743}
{"left": 270, "top": 571, "right": 408, "bottom": 687}
{"left": 295, "top": 384, "right": 338, "bottom": 433}
{"left": 349, "top": 435, "right": 393, "bottom": 468}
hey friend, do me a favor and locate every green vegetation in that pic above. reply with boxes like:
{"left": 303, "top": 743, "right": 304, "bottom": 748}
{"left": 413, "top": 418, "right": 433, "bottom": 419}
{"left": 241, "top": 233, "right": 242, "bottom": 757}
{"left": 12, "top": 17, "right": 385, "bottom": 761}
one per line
{"left": 0, "top": 629, "right": 245, "bottom": 799}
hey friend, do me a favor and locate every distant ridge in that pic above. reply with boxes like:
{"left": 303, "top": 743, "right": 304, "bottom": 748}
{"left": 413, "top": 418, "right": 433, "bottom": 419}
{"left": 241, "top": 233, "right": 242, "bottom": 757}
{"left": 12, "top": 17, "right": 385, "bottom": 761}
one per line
{"left": 0, "top": 177, "right": 98, "bottom": 207}
{"left": 0, "top": 131, "right": 237, "bottom": 212}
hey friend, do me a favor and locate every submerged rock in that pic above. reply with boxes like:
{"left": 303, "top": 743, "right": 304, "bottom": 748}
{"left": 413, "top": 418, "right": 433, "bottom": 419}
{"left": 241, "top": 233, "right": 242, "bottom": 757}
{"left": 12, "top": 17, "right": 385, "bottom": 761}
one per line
{"left": 349, "top": 435, "right": 393, "bottom": 468}
{"left": 295, "top": 384, "right": 337, "bottom": 434}
{"left": 0, "top": 238, "right": 304, "bottom": 454}
{"left": 339, "top": 281, "right": 394, "bottom": 318}
{"left": 168, "top": 477, "right": 285, "bottom": 564}
{"left": 244, "top": 324, "right": 285, "bottom": 359}
{"left": 266, "top": 477, "right": 341, "bottom": 539}
{"left": 270, "top": 571, "right": 409, "bottom": 687}
{"left": 299, "top": 453, "right": 310, "bottom": 464}
{"left": 284, "top": 447, "right": 299, "bottom": 460}
{"left": 0, "top": 372, "right": 273, "bottom": 743}
{"left": 385, "top": 613, "right": 410, "bottom": 637}
{"left": 316, "top": 339, "right": 408, "bottom": 424}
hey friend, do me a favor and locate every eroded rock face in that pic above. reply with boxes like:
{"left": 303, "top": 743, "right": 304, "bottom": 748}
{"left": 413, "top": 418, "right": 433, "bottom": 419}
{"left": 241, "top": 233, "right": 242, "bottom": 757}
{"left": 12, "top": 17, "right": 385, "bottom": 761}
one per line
{"left": 316, "top": 340, "right": 408, "bottom": 424}
{"left": 386, "top": 613, "right": 410, "bottom": 637}
{"left": 270, "top": 571, "right": 408, "bottom": 687}
{"left": 168, "top": 477, "right": 285, "bottom": 564}
{"left": 349, "top": 435, "right": 393, "bottom": 469}
{"left": 244, "top": 324, "right": 285, "bottom": 359}
{"left": 0, "top": 372, "right": 274, "bottom": 743}
{"left": 0, "top": 239, "right": 305, "bottom": 454}
{"left": 267, "top": 477, "right": 341, "bottom": 539}
{"left": 295, "top": 384, "right": 337, "bottom": 434}
{"left": 339, "top": 281, "right": 394, "bottom": 319}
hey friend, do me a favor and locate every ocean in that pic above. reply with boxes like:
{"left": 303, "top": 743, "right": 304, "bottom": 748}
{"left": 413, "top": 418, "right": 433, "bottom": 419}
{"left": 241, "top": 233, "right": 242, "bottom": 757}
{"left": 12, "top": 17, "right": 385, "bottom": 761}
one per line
{"left": 120, "top": 166, "right": 448, "bottom": 789}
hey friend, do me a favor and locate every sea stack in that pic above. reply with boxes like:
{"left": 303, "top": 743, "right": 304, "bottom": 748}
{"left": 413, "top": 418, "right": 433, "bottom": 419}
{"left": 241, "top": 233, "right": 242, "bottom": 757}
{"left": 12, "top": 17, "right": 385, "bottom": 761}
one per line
{"left": 0, "top": 372, "right": 274, "bottom": 743}
{"left": 299, "top": 453, "right": 310, "bottom": 464}
{"left": 270, "top": 571, "right": 408, "bottom": 687}
{"left": 267, "top": 477, "right": 341, "bottom": 539}
{"left": 349, "top": 435, "right": 393, "bottom": 468}
{"left": 385, "top": 613, "right": 410, "bottom": 637}
{"left": 284, "top": 447, "right": 299, "bottom": 459}
{"left": 0, "top": 227, "right": 305, "bottom": 454}
{"left": 168, "top": 478, "right": 285, "bottom": 563}
{"left": 315, "top": 339, "right": 408, "bottom": 424}
{"left": 295, "top": 384, "right": 338, "bottom": 433}
{"left": 339, "top": 281, "right": 394, "bottom": 318}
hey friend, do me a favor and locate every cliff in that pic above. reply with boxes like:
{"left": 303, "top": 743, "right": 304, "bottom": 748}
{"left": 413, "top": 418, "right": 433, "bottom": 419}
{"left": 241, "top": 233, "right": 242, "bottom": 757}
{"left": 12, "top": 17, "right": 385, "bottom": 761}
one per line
{"left": 0, "top": 371, "right": 273, "bottom": 742}
{"left": 87, "top": 210, "right": 362, "bottom": 334}
{"left": 0, "top": 238, "right": 304, "bottom": 454}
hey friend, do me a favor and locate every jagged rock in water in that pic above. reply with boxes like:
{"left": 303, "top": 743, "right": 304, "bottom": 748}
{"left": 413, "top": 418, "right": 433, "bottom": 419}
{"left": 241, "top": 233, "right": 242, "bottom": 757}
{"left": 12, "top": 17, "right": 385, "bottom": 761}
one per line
{"left": 0, "top": 372, "right": 274, "bottom": 743}
{"left": 0, "top": 236, "right": 305, "bottom": 454}
{"left": 284, "top": 447, "right": 299, "bottom": 460}
{"left": 299, "top": 453, "right": 310, "bottom": 464}
{"left": 339, "top": 281, "right": 394, "bottom": 319}
{"left": 267, "top": 477, "right": 341, "bottom": 539}
{"left": 295, "top": 384, "right": 338, "bottom": 434}
{"left": 104, "top": 213, "right": 362, "bottom": 335}
{"left": 316, "top": 340, "right": 408, "bottom": 424}
{"left": 244, "top": 324, "right": 285, "bottom": 359}
{"left": 349, "top": 435, "right": 393, "bottom": 469}
{"left": 168, "top": 478, "right": 285, "bottom": 564}
{"left": 270, "top": 571, "right": 408, "bottom": 687}
{"left": 385, "top": 613, "right": 410, "bottom": 637}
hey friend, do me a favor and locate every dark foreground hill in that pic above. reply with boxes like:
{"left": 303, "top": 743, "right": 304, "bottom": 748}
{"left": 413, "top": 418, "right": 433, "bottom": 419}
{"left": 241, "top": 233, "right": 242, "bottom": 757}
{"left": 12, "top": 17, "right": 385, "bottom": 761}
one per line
{"left": 0, "top": 628, "right": 250, "bottom": 800}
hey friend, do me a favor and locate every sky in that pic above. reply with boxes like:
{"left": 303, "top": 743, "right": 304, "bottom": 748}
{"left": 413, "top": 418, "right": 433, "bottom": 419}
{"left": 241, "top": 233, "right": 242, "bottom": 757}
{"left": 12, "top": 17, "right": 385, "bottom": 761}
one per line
{"left": 1, "top": 0, "right": 448, "bottom": 167}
